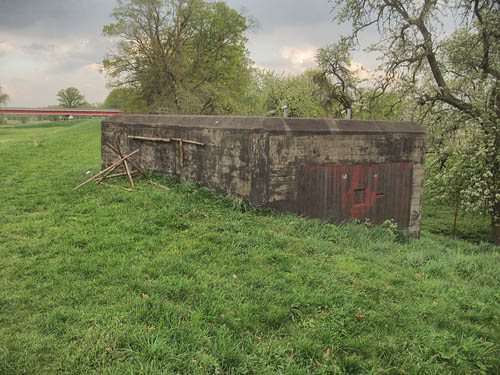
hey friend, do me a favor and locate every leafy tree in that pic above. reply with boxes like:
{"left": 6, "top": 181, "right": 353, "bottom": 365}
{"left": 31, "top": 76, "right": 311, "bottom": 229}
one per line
{"left": 312, "top": 40, "right": 407, "bottom": 120}
{"left": 251, "top": 70, "right": 326, "bottom": 118}
{"left": 331, "top": 0, "right": 500, "bottom": 245}
{"left": 356, "top": 88, "right": 409, "bottom": 120}
{"left": 19, "top": 115, "right": 29, "bottom": 124}
{"left": 103, "top": 87, "right": 147, "bottom": 112}
{"left": 260, "top": 71, "right": 316, "bottom": 118}
{"left": 423, "top": 108, "right": 474, "bottom": 238}
{"left": 235, "top": 68, "right": 406, "bottom": 120}
{"left": 313, "top": 38, "right": 362, "bottom": 118}
{"left": 57, "top": 87, "right": 87, "bottom": 108}
{"left": 102, "top": 0, "right": 252, "bottom": 115}
{"left": 0, "top": 86, "right": 8, "bottom": 124}
{"left": 0, "top": 86, "right": 8, "bottom": 106}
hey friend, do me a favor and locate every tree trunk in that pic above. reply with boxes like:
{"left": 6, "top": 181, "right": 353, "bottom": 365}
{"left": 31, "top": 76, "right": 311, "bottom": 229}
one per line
{"left": 492, "top": 200, "right": 500, "bottom": 246}
{"left": 493, "top": 218, "right": 500, "bottom": 247}
{"left": 492, "top": 131, "right": 500, "bottom": 247}
{"left": 453, "top": 197, "right": 460, "bottom": 239}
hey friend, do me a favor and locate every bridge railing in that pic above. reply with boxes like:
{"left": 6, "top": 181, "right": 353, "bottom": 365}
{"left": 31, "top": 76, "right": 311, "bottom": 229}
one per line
{"left": 0, "top": 108, "right": 122, "bottom": 116}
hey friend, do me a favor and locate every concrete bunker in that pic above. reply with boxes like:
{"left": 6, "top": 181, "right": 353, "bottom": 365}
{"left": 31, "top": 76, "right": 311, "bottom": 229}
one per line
{"left": 102, "top": 115, "right": 426, "bottom": 235}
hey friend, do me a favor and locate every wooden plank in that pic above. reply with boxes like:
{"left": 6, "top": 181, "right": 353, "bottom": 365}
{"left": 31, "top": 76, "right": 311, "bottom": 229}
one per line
{"left": 103, "top": 171, "right": 138, "bottom": 180}
{"left": 95, "top": 163, "right": 122, "bottom": 184}
{"left": 128, "top": 135, "right": 172, "bottom": 143}
{"left": 123, "top": 159, "right": 135, "bottom": 187}
{"left": 128, "top": 135, "right": 205, "bottom": 146}
{"left": 105, "top": 143, "right": 148, "bottom": 178}
{"left": 73, "top": 149, "right": 139, "bottom": 190}
{"left": 171, "top": 138, "right": 205, "bottom": 146}
{"left": 179, "top": 139, "right": 184, "bottom": 167}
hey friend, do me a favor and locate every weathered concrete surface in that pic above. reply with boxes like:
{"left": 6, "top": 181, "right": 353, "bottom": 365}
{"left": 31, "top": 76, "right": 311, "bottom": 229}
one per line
{"left": 102, "top": 115, "right": 426, "bottom": 235}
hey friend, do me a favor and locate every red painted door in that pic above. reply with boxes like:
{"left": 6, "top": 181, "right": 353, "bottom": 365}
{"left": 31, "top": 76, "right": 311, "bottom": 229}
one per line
{"left": 298, "top": 163, "right": 413, "bottom": 228}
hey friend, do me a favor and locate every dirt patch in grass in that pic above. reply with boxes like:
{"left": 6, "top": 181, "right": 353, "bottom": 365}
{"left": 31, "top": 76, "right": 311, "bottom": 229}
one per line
{"left": 28, "top": 212, "right": 48, "bottom": 217}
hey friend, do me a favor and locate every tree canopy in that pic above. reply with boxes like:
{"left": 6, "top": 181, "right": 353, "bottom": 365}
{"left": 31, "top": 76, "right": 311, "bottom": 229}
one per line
{"left": 313, "top": 38, "right": 361, "bottom": 118}
{"left": 0, "top": 86, "right": 8, "bottom": 106}
{"left": 254, "top": 70, "right": 324, "bottom": 118}
{"left": 102, "top": 0, "right": 253, "bottom": 115}
{"left": 57, "top": 87, "right": 87, "bottom": 108}
{"left": 103, "top": 87, "right": 147, "bottom": 112}
{"left": 330, "top": 0, "right": 500, "bottom": 244}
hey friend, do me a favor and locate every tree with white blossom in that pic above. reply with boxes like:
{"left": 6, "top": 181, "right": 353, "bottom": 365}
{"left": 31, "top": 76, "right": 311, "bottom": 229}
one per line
{"left": 330, "top": 0, "right": 500, "bottom": 244}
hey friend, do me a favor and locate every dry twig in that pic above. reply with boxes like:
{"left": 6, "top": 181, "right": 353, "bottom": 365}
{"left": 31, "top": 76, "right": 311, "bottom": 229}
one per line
{"left": 99, "top": 182, "right": 135, "bottom": 192}
{"left": 149, "top": 180, "right": 170, "bottom": 190}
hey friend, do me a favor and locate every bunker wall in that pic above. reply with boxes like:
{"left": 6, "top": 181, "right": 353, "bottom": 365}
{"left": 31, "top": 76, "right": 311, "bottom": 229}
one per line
{"left": 102, "top": 121, "right": 267, "bottom": 202}
{"left": 266, "top": 133, "right": 426, "bottom": 235}
{"left": 102, "top": 115, "right": 426, "bottom": 236}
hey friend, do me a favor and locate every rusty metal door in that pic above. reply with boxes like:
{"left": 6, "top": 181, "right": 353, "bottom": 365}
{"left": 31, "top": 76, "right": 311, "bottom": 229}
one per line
{"left": 298, "top": 163, "right": 413, "bottom": 228}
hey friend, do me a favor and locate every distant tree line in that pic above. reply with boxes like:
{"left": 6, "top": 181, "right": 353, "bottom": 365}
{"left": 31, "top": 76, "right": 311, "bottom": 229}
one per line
{"left": 100, "top": 0, "right": 405, "bottom": 119}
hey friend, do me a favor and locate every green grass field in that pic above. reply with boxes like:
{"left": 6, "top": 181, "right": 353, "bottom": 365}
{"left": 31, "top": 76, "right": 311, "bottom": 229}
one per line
{"left": 421, "top": 202, "right": 492, "bottom": 245}
{"left": 1, "top": 119, "right": 499, "bottom": 374}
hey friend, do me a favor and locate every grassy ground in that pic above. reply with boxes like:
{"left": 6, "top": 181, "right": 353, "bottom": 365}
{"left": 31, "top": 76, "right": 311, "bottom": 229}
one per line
{"left": 421, "top": 201, "right": 492, "bottom": 244}
{"left": 1, "top": 119, "right": 499, "bottom": 374}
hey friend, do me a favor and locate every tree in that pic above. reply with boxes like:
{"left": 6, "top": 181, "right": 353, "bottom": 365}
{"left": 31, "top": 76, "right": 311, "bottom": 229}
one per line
{"left": 57, "top": 87, "right": 87, "bottom": 108}
{"left": 103, "top": 87, "right": 147, "bottom": 112}
{"left": 331, "top": 0, "right": 500, "bottom": 245}
{"left": 0, "top": 86, "right": 8, "bottom": 106}
{"left": 256, "top": 70, "right": 325, "bottom": 118}
{"left": 102, "top": 0, "right": 253, "bottom": 115}
{"left": 0, "top": 86, "right": 8, "bottom": 124}
{"left": 312, "top": 40, "right": 407, "bottom": 120}
{"left": 234, "top": 67, "right": 405, "bottom": 120}
{"left": 313, "top": 38, "right": 362, "bottom": 118}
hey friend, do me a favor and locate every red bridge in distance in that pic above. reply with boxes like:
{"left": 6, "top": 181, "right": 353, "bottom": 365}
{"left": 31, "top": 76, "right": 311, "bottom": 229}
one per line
{"left": 0, "top": 108, "right": 122, "bottom": 116}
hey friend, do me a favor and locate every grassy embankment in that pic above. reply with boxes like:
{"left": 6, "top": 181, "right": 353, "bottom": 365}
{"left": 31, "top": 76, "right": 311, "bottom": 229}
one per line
{"left": 1, "top": 119, "right": 499, "bottom": 374}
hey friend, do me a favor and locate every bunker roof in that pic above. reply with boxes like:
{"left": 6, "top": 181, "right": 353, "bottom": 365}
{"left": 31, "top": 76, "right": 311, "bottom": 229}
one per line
{"left": 107, "top": 115, "right": 425, "bottom": 136}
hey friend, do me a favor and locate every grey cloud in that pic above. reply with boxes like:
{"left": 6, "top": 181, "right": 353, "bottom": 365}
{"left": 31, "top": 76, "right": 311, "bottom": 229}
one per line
{"left": 1, "top": 30, "right": 111, "bottom": 67}
{"left": 44, "top": 37, "right": 111, "bottom": 74}
{"left": 22, "top": 42, "right": 55, "bottom": 53}
{"left": 23, "top": 42, "right": 47, "bottom": 50}
{"left": 0, "top": 0, "right": 333, "bottom": 38}
{"left": 0, "top": 0, "right": 115, "bottom": 37}
{"left": 226, "top": 0, "right": 334, "bottom": 31}
{"left": 45, "top": 59, "right": 88, "bottom": 75}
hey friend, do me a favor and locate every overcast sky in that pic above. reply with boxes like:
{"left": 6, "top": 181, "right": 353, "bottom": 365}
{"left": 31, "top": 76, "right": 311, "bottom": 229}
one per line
{"left": 0, "top": 0, "right": 374, "bottom": 108}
